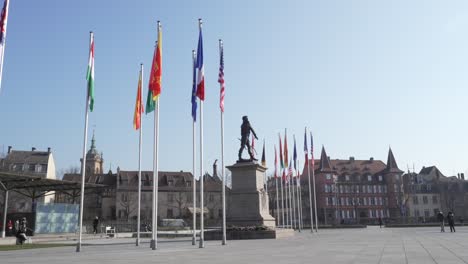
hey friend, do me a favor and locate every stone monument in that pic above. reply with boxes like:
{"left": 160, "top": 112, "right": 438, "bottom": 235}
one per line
{"left": 227, "top": 116, "right": 275, "bottom": 228}
{"left": 227, "top": 162, "right": 276, "bottom": 228}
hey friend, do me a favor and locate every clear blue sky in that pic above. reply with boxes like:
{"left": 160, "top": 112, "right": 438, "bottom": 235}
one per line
{"left": 0, "top": 0, "right": 467, "bottom": 177}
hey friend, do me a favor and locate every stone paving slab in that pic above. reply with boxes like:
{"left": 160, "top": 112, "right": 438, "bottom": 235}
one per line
{"left": 2, "top": 226, "right": 468, "bottom": 264}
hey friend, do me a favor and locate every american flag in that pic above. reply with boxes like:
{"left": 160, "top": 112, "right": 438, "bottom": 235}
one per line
{"left": 218, "top": 40, "right": 225, "bottom": 112}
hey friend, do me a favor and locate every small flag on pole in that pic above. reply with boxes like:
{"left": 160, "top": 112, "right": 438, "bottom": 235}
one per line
{"left": 196, "top": 26, "right": 205, "bottom": 100}
{"left": 293, "top": 135, "right": 297, "bottom": 171}
{"left": 133, "top": 67, "right": 144, "bottom": 130}
{"left": 310, "top": 132, "right": 314, "bottom": 170}
{"left": 218, "top": 40, "right": 225, "bottom": 112}
{"left": 304, "top": 128, "right": 308, "bottom": 161}
{"left": 146, "top": 43, "right": 156, "bottom": 114}
{"left": 191, "top": 50, "right": 197, "bottom": 121}
{"left": 149, "top": 30, "right": 162, "bottom": 100}
{"left": 86, "top": 32, "right": 95, "bottom": 112}
{"left": 261, "top": 140, "right": 266, "bottom": 167}
{"left": 279, "top": 134, "right": 284, "bottom": 169}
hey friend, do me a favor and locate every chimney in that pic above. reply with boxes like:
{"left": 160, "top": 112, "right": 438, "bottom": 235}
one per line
{"left": 7, "top": 146, "right": 12, "bottom": 154}
{"left": 31, "top": 147, "right": 36, "bottom": 151}
{"left": 349, "top": 157, "right": 355, "bottom": 161}
{"left": 462, "top": 173, "right": 465, "bottom": 180}
{"left": 213, "top": 160, "right": 218, "bottom": 178}
{"left": 370, "top": 157, "right": 374, "bottom": 162}
{"left": 47, "top": 147, "right": 51, "bottom": 153}
{"left": 458, "top": 173, "right": 461, "bottom": 180}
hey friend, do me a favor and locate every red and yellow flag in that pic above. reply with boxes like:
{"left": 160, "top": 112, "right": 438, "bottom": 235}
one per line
{"left": 133, "top": 68, "right": 144, "bottom": 130}
{"left": 149, "top": 26, "right": 162, "bottom": 100}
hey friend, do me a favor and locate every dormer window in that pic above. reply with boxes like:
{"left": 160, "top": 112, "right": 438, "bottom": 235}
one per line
{"left": 187, "top": 181, "right": 192, "bottom": 187}
{"left": 168, "top": 180, "right": 174, "bottom": 186}
{"left": 367, "top": 175, "right": 372, "bottom": 182}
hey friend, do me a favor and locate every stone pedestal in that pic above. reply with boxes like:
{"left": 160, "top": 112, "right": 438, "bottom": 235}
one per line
{"left": 226, "top": 162, "right": 276, "bottom": 228}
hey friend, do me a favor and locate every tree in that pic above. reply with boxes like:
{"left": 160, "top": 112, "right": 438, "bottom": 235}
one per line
{"left": 117, "top": 191, "right": 137, "bottom": 221}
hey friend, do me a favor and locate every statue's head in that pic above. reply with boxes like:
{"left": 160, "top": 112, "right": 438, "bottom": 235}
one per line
{"left": 242, "top": 116, "right": 248, "bottom": 122}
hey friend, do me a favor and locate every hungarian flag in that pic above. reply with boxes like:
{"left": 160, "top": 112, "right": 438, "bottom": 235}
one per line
{"left": 86, "top": 33, "right": 95, "bottom": 112}
{"left": 149, "top": 27, "right": 162, "bottom": 100}
{"left": 279, "top": 134, "right": 284, "bottom": 169}
{"left": 196, "top": 25, "right": 205, "bottom": 100}
{"left": 261, "top": 140, "right": 266, "bottom": 167}
{"left": 133, "top": 68, "right": 144, "bottom": 130}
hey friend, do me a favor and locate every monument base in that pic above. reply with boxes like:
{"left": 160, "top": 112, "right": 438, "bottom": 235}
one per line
{"left": 226, "top": 162, "right": 276, "bottom": 229}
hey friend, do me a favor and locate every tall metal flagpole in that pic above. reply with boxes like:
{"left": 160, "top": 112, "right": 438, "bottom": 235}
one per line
{"left": 292, "top": 168, "right": 296, "bottom": 229}
{"left": 280, "top": 170, "right": 285, "bottom": 227}
{"left": 1, "top": 188, "right": 8, "bottom": 238}
{"left": 150, "top": 21, "right": 161, "bottom": 251}
{"left": 136, "top": 64, "right": 144, "bottom": 246}
{"left": 76, "top": 31, "right": 93, "bottom": 253}
{"left": 0, "top": 0, "right": 10, "bottom": 95}
{"left": 288, "top": 169, "right": 292, "bottom": 228}
{"left": 275, "top": 177, "right": 279, "bottom": 226}
{"left": 312, "top": 133, "right": 318, "bottom": 232}
{"left": 198, "top": 19, "right": 205, "bottom": 249}
{"left": 191, "top": 50, "right": 197, "bottom": 246}
{"left": 297, "top": 160, "right": 302, "bottom": 232}
{"left": 306, "top": 128, "right": 314, "bottom": 232}
{"left": 219, "top": 39, "right": 227, "bottom": 246}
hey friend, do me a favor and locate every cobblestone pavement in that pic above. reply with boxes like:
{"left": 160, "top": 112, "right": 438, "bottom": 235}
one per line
{"left": 1, "top": 226, "right": 468, "bottom": 264}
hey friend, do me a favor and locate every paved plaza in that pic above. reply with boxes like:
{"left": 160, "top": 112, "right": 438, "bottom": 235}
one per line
{"left": 2, "top": 226, "right": 468, "bottom": 264}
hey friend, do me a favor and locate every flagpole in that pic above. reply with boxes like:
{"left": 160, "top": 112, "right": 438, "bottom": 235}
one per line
{"left": 288, "top": 171, "right": 292, "bottom": 228}
{"left": 0, "top": 0, "right": 9, "bottom": 95}
{"left": 292, "top": 168, "right": 296, "bottom": 229}
{"left": 297, "top": 160, "right": 301, "bottom": 232}
{"left": 275, "top": 177, "right": 279, "bottom": 226}
{"left": 136, "top": 63, "right": 143, "bottom": 246}
{"left": 280, "top": 170, "right": 285, "bottom": 228}
{"left": 312, "top": 144, "right": 318, "bottom": 232}
{"left": 218, "top": 39, "right": 227, "bottom": 246}
{"left": 198, "top": 18, "right": 205, "bottom": 249}
{"left": 306, "top": 128, "right": 314, "bottom": 232}
{"left": 191, "top": 49, "right": 197, "bottom": 246}
{"left": 76, "top": 31, "right": 92, "bottom": 253}
{"left": 150, "top": 21, "right": 161, "bottom": 251}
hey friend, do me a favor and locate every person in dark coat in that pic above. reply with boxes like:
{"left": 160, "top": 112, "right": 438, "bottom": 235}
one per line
{"left": 437, "top": 211, "right": 445, "bottom": 232}
{"left": 447, "top": 211, "right": 455, "bottom": 232}
{"left": 378, "top": 217, "right": 383, "bottom": 228}
{"left": 93, "top": 216, "right": 99, "bottom": 235}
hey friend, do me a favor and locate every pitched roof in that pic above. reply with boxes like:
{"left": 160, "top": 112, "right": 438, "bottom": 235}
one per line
{"left": 63, "top": 172, "right": 116, "bottom": 186}
{"left": 384, "top": 148, "right": 403, "bottom": 173}
{"left": 3, "top": 150, "right": 50, "bottom": 165}
{"left": 319, "top": 146, "right": 333, "bottom": 172}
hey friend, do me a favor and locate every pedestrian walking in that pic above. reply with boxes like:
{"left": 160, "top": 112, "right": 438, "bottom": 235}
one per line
{"left": 378, "top": 217, "right": 383, "bottom": 228}
{"left": 6, "top": 219, "right": 13, "bottom": 236}
{"left": 447, "top": 211, "right": 455, "bottom": 233}
{"left": 93, "top": 216, "right": 99, "bottom": 235}
{"left": 437, "top": 211, "right": 445, "bottom": 232}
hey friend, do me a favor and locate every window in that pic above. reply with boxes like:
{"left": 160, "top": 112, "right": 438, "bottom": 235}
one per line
{"left": 427, "top": 184, "right": 432, "bottom": 191}
{"left": 325, "top": 197, "right": 329, "bottom": 206}
{"left": 345, "top": 186, "right": 349, "bottom": 193}
{"left": 218, "top": 209, "right": 223, "bottom": 217}
{"left": 168, "top": 180, "right": 174, "bottom": 186}
{"left": 28, "top": 164, "right": 35, "bottom": 172}
{"left": 373, "top": 185, "right": 377, "bottom": 193}
{"left": 413, "top": 196, "right": 418, "bottom": 205}
{"left": 209, "top": 194, "right": 215, "bottom": 202}
{"left": 432, "top": 196, "right": 438, "bottom": 204}
{"left": 363, "top": 197, "right": 367, "bottom": 206}
{"left": 367, "top": 175, "right": 372, "bottom": 181}
{"left": 326, "top": 174, "right": 331, "bottom": 180}
{"left": 356, "top": 185, "right": 360, "bottom": 193}
{"left": 187, "top": 194, "right": 193, "bottom": 203}
{"left": 168, "top": 194, "right": 174, "bottom": 202}
{"left": 368, "top": 185, "right": 372, "bottom": 193}
{"left": 423, "top": 196, "right": 428, "bottom": 204}
{"left": 424, "top": 210, "right": 430, "bottom": 217}
{"left": 41, "top": 164, "right": 48, "bottom": 172}
{"left": 167, "top": 209, "right": 173, "bottom": 218}
{"left": 371, "top": 197, "right": 375, "bottom": 205}
{"left": 187, "top": 181, "right": 192, "bottom": 187}
{"left": 378, "top": 175, "right": 383, "bottom": 181}
{"left": 345, "top": 175, "right": 350, "bottom": 181}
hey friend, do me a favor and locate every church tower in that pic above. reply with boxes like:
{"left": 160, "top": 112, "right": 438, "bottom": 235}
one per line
{"left": 80, "top": 131, "right": 104, "bottom": 175}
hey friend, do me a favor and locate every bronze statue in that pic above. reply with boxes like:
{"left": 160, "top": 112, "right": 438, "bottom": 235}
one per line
{"left": 238, "top": 116, "right": 258, "bottom": 161}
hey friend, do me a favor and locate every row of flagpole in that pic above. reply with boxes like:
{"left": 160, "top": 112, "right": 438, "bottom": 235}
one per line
{"left": 74, "top": 18, "right": 321, "bottom": 252}
{"left": 270, "top": 128, "right": 318, "bottom": 232}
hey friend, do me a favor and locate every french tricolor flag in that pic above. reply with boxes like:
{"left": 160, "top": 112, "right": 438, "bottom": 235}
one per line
{"left": 196, "top": 25, "right": 204, "bottom": 101}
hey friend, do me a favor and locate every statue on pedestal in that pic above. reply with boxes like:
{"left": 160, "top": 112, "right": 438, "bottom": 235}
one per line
{"left": 238, "top": 116, "right": 258, "bottom": 162}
